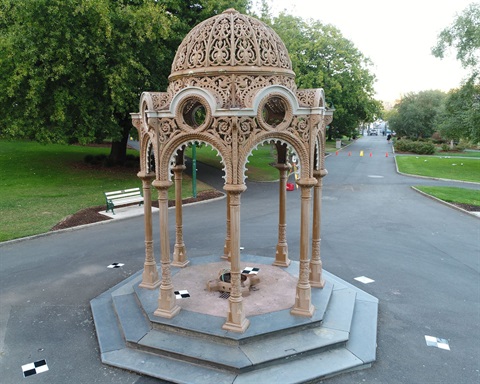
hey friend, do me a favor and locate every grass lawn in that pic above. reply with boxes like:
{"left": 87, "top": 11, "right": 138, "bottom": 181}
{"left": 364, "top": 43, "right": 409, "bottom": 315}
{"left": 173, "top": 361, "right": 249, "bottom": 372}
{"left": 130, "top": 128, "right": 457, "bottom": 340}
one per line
{"left": 185, "top": 143, "right": 279, "bottom": 181}
{"left": 414, "top": 186, "right": 480, "bottom": 208}
{"left": 0, "top": 140, "right": 213, "bottom": 242}
{"left": 436, "top": 151, "right": 480, "bottom": 158}
{"left": 396, "top": 156, "right": 480, "bottom": 183}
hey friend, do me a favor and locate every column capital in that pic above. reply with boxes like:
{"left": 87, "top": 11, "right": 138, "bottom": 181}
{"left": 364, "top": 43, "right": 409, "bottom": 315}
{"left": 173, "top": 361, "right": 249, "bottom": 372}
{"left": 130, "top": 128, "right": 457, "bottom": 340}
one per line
{"left": 296, "top": 178, "right": 317, "bottom": 188}
{"left": 313, "top": 169, "right": 328, "bottom": 178}
{"left": 223, "top": 183, "right": 247, "bottom": 194}
{"left": 172, "top": 164, "right": 187, "bottom": 172}
{"left": 274, "top": 163, "right": 291, "bottom": 172}
{"left": 152, "top": 180, "right": 173, "bottom": 190}
{"left": 137, "top": 171, "right": 156, "bottom": 181}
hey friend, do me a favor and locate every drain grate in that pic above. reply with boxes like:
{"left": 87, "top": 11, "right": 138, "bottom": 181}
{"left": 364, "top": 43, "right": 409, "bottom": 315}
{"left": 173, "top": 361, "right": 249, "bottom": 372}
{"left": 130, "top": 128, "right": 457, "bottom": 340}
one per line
{"left": 219, "top": 292, "right": 230, "bottom": 299}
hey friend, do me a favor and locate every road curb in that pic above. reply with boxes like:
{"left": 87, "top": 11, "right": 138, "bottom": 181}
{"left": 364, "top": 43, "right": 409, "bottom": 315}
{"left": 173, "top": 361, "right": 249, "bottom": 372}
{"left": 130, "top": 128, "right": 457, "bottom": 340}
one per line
{"left": 411, "top": 186, "right": 479, "bottom": 219}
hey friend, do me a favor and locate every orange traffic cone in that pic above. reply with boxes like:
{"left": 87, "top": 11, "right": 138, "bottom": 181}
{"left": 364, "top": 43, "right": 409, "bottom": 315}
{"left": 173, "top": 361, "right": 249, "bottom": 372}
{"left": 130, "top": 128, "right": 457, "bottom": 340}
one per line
{"left": 336, "top": 151, "right": 338, "bottom": 156}
{"left": 385, "top": 152, "right": 389, "bottom": 157}
{"left": 348, "top": 152, "right": 351, "bottom": 156}
{"left": 369, "top": 152, "right": 372, "bottom": 157}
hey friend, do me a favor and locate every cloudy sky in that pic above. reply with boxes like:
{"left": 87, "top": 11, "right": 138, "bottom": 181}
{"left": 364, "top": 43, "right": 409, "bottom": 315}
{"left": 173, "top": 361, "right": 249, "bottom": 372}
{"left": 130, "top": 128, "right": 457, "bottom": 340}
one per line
{"left": 263, "top": 0, "right": 472, "bottom": 102}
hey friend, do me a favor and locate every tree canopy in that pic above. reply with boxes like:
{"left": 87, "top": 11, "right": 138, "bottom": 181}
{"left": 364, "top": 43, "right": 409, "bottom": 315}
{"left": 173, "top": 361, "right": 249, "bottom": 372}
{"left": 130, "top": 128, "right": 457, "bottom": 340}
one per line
{"left": 431, "top": 2, "right": 480, "bottom": 145}
{"left": 0, "top": 0, "right": 249, "bottom": 163}
{"left": 436, "top": 79, "right": 480, "bottom": 143}
{"left": 261, "top": 12, "right": 381, "bottom": 139}
{"left": 432, "top": 2, "right": 480, "bottom": 77}
{"left": 388, "top": 90, "right": 446, "bottom": 139}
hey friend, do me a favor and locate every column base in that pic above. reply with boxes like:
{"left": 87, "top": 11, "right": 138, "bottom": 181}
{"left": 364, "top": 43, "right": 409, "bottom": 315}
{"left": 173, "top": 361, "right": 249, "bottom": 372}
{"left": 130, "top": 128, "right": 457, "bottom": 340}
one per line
{"left": 171, "top": 259, "right": 190, "bottom": 268}
{"left": 139, "top": 279, "right": 161, "bottom": 290}
{"left": 290, "top": 305, "right": 315, "bottom": 317}
{"left": 273, "top": 245, "right": 290, "bottom": 267}
{"left": 310, "top": 279, "right": 326, "bottom": 288}
{"left": 172, "top": 245, "right": 188, "bottom": 268}
{"left": 154, "top": 305, "right": 181, "bottom": 319}
{"left": 154, "top": 286, "right": 181, "bottom": 319}
{"left": 309, "top": 263, "right": 325, "bottom": 288}
{"left": 139, "top": 264, "right": 160, "bottom": 289}
{"left": 222, "top": 318, "right": 250, "bottom": 333}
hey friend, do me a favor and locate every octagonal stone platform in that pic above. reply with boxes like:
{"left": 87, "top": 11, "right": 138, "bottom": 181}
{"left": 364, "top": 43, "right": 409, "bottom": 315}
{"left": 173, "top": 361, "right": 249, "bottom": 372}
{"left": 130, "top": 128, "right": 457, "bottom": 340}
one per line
{"left": 91, "top": 255, "right": 378, "bottom": 383}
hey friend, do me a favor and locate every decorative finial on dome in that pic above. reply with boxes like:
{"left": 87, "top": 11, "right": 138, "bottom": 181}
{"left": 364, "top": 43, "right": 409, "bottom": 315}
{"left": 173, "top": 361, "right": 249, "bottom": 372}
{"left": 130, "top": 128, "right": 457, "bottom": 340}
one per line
{"left": 222, "top": 8, "right": 239, "bottom": 14}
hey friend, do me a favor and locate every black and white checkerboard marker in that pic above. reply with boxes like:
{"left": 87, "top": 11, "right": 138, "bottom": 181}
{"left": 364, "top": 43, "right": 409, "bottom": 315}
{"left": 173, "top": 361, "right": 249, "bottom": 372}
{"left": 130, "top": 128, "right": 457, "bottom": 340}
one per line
{"left": 425, "top": 335, "right": 450, "bottom": 350}
{"left": 107, "top": 263, "right": 124, "bottom": 268}
{"left": 174, "top": 290, "right": 190, "bottom": 299}
{"left": 242, "top": 267, "right": 260, "bottom": 275}
{"left": 22, "top": 359, "right": 48, "bottom": 377}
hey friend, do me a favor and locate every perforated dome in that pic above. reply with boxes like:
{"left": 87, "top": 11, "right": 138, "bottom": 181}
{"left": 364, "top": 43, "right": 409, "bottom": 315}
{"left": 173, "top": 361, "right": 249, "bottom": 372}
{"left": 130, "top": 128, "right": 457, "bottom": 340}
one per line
{"left": 169, "top": 8, "right": 295, "bottom": 81}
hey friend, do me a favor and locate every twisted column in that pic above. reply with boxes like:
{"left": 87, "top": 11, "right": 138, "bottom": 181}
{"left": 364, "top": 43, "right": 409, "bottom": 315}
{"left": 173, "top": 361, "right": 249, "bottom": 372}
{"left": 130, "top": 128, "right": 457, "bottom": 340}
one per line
{"left": 138, "top": 172, "right": 160, "bottom": 289}
{"left": 222, "top": 183, "right": 249, "bottom": 333}
{"left": 152, "top": 180, "right": 180, "bottom": 319}
{"left": 310, "top": 169, "right": 328, "bottom": 288}
{"left": 273, "top": 163, "right": 291, "bottom": 267}
{"left": 291, "top": 178, "right": 317, "bottom": 317}
{"left": 172, "top": 165, "right": 189, "bottom": 267}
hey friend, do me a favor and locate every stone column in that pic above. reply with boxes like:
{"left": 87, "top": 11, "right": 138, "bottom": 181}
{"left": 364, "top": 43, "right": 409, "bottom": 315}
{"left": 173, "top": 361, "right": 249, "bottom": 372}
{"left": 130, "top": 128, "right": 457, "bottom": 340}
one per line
{"left": 171, "top": 165, "right": 189, "bottom": 268}
{"left": 222, "top": 193, "right": 231, "bottom": 260}
{"left": 138, "top": 172, "right": 160, "bottom": 289}
{"left": 310, "top": 169, "right": 327, "bottom": 288}
{"left": 273, "top": 163, "right": 291, "bottom": 267}
{"left": 291, "top": 178, "right": 317, "bottom": 317}
{"left": 222, "top": 183, "right": 249, "bottom": 333}
{"left": 152, "top": 180, "right": 180, "bottom": 319}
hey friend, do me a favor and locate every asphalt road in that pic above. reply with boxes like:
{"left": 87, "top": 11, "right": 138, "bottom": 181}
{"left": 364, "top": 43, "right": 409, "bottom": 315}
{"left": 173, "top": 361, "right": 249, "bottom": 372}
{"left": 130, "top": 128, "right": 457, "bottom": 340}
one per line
{"left": 0, "top": 135, "right": 479, "bottom": 383}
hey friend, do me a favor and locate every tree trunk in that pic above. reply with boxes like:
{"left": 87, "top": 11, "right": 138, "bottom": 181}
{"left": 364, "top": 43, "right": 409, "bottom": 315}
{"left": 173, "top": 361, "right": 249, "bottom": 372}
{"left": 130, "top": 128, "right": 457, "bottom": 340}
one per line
{"left": 327, "top": 125, "right": 333, "bottom": 141}
{"left": 109, "top": 118, "right": 131, "bottom": 165}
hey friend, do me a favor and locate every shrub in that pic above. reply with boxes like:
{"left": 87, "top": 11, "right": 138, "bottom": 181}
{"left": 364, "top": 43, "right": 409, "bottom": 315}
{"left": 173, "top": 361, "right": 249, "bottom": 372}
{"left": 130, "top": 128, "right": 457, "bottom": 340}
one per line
{"left": 394, "top": 139, "right": 435, "bottom": 155}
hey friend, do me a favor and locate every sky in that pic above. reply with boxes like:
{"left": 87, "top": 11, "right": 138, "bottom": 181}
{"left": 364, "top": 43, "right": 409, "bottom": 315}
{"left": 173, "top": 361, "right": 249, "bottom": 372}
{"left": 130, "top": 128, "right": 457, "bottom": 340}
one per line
{"left": 261, "top": 0, "right": 473, "bottom": 103}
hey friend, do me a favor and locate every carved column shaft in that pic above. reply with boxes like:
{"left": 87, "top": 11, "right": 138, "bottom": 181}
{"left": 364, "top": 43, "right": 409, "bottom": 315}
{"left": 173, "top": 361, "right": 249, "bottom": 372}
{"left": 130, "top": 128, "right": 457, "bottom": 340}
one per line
{"left": 310, "top": 169, "right": 327, "bottom": 288}
{"left": 291, "top": 178, "right": 316, "bottom": 317}
{"left": 222, "top": 184, "right": 249, "bottom": 333}
{"left": 138, "top": 172, "right": 160, "bottom": 289}
{"left": 172, "top": 165, "right": 189, "bottom": 267}
{"left": 273, "top": 163, "right": 291, "bottom": 267}
{"left": 153, "top": 180, "right": 180, "bottom": 319}
{"left": 222, "top": 193, "right": 231, "bottom": 260}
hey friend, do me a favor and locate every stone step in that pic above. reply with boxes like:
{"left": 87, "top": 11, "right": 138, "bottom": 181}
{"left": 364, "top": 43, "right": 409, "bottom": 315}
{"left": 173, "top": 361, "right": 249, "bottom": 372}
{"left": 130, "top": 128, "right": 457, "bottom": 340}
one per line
{"left": 110, "top": 284, "right": 357, "bottom": 373}
{"left": 133, "top": 278, "right": 335, "bottom": 343}
{"left": 91, "top": 256, "right": 379, "bottom": 383}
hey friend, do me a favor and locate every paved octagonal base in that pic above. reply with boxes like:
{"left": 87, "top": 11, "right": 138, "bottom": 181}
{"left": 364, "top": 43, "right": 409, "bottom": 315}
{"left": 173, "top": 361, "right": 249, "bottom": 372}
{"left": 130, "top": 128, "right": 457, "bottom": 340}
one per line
{"left": 91, "top": 255, "right": 378, "bottom": 383}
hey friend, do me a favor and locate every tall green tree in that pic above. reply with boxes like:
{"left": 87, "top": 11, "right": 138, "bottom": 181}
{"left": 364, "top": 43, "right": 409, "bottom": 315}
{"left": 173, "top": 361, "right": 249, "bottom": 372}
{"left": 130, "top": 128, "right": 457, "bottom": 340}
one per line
{"left": 432, "top": 2, "right": 480, "bottom": 77}
{"left": 432, "top": 2, "right": 479, "bottom": 144}
{"left": 261, "top": 13, "right": 381, "bottom": 139}
{"left": 436, "top": 79, "right": 480, "bottom": 143}
{"left": 389, "top": 90, "right": 446, "bottom": 139}
{"left": 0, "top": 0, "right": 249, "bottom": 164}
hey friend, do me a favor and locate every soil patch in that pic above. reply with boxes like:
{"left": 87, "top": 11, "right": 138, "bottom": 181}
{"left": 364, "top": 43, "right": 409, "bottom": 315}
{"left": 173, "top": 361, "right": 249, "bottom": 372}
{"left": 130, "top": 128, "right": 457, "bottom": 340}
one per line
{"left": 50, "top": 190, "right": 224, "bottom": 231}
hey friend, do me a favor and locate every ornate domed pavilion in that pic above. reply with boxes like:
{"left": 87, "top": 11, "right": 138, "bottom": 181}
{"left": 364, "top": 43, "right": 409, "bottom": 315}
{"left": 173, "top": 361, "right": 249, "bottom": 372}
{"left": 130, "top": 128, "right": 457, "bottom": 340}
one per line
{"left": 131, "top": 8, "right": 333, "bottom": 332}
{"left": 91, "top": 9, "right": 378, "bottom": 383}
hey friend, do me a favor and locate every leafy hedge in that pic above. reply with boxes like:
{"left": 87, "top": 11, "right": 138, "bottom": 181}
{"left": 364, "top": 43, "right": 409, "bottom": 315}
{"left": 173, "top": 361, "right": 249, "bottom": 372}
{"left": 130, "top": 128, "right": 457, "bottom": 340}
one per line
{"left": 394, "top": 139, "right": 436, "bottom": 155}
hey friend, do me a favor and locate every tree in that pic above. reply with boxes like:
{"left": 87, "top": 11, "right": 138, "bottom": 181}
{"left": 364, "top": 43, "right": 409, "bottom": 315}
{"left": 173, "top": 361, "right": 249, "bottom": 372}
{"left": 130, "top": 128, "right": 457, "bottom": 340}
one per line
{"left": 436, "top": 79, "right": 480, "bottom": 143}
{"left": 0, "top": 0, "right": 249, "bottom": 164}
{"left": 432, "top": 2, "right": 480, "bottom": 77}
{"left": 263, "top": 13, "right": 381, "bottom": 140}
{"left": 389, "top": 90, "right": 446, "bottom": 139}
{"left": 432, "top": 2, "right": 480, "bottom": 144}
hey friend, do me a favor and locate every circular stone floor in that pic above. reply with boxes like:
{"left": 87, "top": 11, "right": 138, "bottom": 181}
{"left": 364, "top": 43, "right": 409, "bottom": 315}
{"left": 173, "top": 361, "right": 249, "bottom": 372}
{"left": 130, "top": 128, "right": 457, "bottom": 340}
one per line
{"left": 171, "top": 261, "right": 298, "bottom": 317}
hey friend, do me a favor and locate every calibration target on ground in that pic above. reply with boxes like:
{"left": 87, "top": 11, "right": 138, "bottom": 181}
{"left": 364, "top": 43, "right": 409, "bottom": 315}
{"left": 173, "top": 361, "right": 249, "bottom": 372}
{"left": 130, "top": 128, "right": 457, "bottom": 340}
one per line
{"left": 107, "top": 263, "right": 124, "bottom": 268}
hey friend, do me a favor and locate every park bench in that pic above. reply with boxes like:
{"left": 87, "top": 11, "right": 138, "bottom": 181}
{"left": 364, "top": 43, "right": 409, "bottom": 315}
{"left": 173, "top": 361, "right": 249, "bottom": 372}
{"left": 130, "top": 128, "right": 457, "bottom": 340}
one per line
{"left": 104, "top": 187, "right": 143, "bottom": 214}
